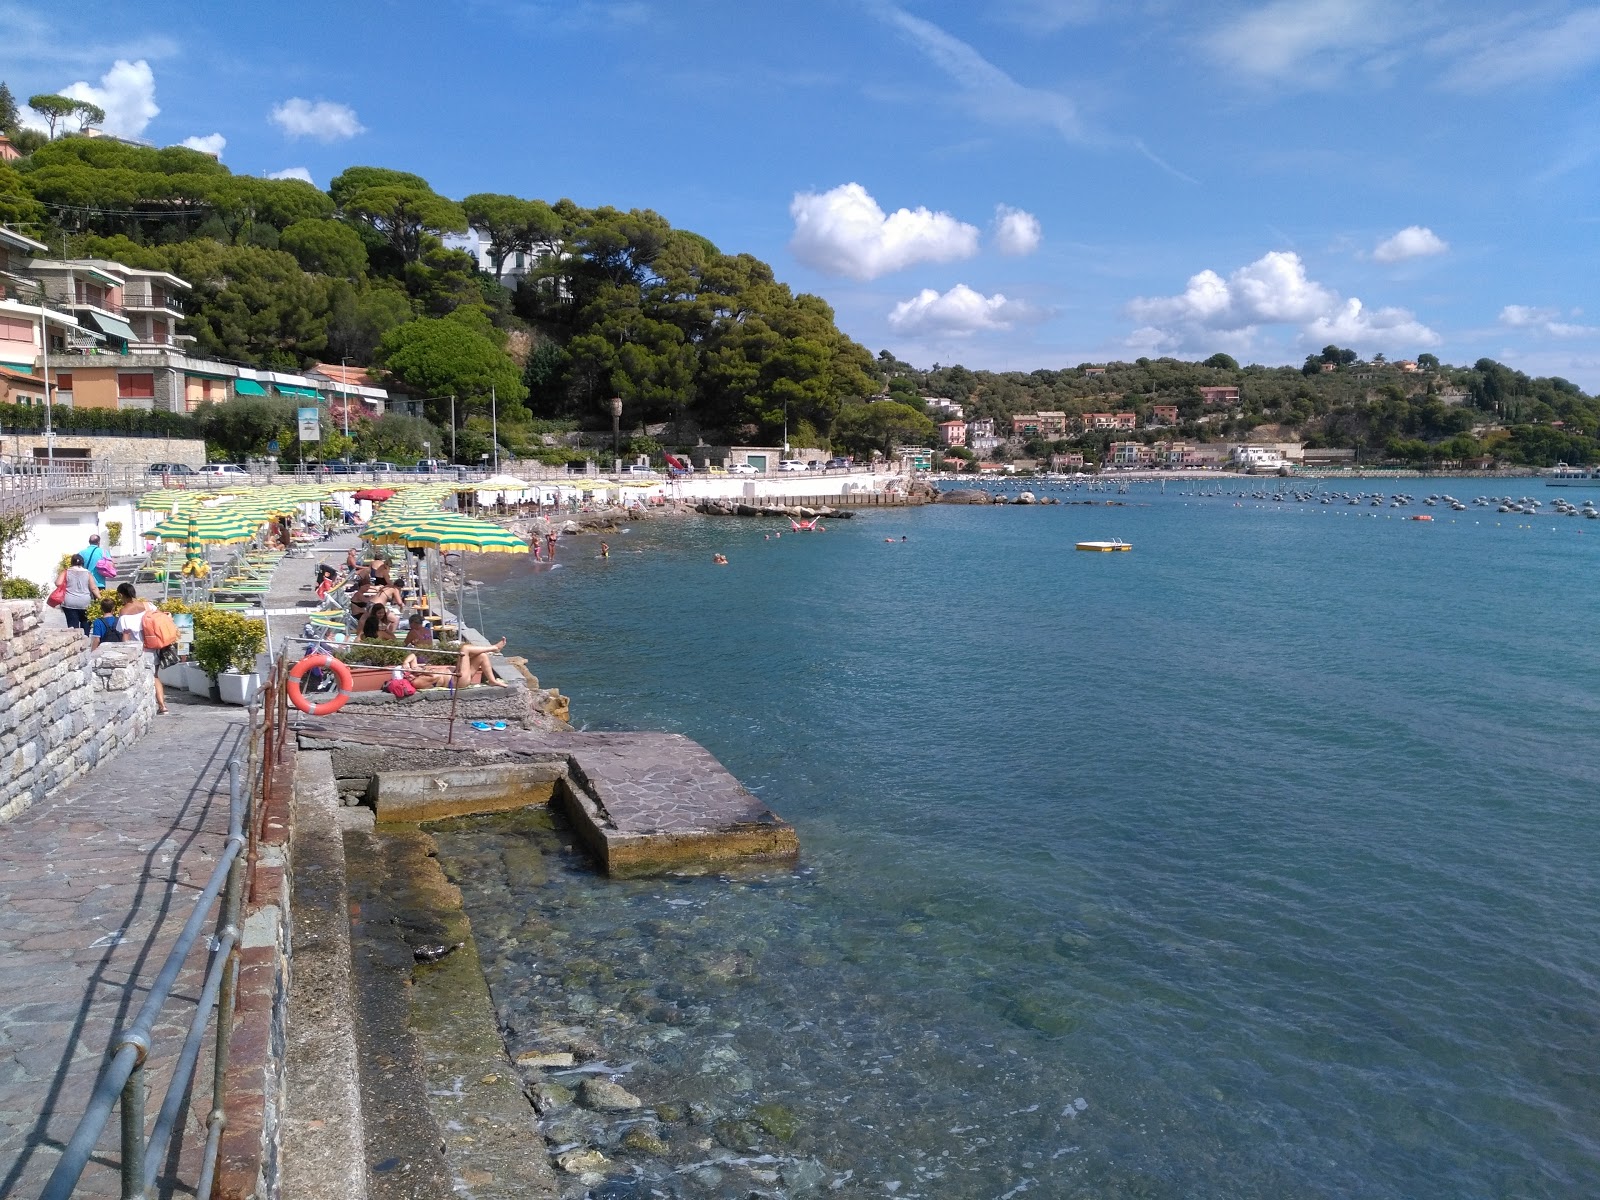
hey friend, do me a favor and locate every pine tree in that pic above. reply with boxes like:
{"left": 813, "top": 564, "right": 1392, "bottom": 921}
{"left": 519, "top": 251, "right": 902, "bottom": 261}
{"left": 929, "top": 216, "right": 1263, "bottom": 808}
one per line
{"left": 0, "top": 83, "right": 19, "bottom": 135}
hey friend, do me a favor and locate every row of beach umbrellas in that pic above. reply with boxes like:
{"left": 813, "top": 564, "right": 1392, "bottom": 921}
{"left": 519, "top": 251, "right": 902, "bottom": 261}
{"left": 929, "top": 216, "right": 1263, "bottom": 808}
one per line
{"left": 136, "top": 481, "right": 529, "bottom": 557}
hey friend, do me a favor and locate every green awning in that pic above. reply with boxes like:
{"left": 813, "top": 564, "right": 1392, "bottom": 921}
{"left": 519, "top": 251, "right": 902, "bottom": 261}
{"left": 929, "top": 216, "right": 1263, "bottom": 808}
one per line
{"left": 234, "top": 378, "right": 267, "bottom": 395}
{"left": 275, "top": 383, "right": 320, "bottom": 399}
{"left": 81, "top": 310, "right": 137, "bottom": 344}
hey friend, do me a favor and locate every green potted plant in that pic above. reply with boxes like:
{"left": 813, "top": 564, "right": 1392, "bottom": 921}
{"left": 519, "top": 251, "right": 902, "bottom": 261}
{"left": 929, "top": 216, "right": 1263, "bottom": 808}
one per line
{"left": 190, "top": 607, "right": 267, "bottom": 704}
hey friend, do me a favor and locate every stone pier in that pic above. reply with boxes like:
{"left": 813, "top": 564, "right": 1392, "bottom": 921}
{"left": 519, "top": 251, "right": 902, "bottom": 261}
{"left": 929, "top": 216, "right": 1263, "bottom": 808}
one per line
{"left": 293, "top": 710, "right": 799, "bottom": 876}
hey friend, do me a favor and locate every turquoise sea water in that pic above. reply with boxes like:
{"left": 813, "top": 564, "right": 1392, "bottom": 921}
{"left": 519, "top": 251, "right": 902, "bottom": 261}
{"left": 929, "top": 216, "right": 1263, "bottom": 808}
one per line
{"left": 451, "top": 485, "right": 1600, "bottom": 1197}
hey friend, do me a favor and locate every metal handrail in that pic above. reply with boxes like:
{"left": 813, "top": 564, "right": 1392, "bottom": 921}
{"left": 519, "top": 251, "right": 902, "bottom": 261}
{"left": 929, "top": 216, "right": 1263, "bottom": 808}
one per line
{"left": 40, "top": 742, "right": 255, "bottom": 1200}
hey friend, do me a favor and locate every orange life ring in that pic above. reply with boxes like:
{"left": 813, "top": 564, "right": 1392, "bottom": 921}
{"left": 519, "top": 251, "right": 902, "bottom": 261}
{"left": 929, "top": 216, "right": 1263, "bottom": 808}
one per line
{"left": 286, "top": 653, "right": 353, "bottom": 716}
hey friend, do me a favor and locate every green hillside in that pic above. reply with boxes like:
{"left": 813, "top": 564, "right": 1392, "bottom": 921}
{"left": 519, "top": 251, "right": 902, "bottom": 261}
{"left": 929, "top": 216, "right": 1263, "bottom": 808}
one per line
{"left": 0, "top": 119, "right": 1593, "bottom": 468}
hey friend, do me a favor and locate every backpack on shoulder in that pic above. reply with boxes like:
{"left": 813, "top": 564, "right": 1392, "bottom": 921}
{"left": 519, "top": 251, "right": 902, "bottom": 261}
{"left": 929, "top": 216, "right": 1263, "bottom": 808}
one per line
{"left": 143, "top": 609, "right": 180, "bottom": 650}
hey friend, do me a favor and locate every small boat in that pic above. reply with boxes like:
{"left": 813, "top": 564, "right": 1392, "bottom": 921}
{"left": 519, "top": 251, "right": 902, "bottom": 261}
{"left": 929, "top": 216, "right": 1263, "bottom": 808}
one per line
{"left": 1411, "top": 514, "right": 1433, "bottom": 521}
{"left": 1076, "top": 539, "right": 1132, "bottom": 552}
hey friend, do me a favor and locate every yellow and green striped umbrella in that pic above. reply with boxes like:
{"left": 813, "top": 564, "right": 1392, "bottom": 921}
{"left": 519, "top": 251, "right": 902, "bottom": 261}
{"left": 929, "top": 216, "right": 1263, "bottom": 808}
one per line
{"left": 148, "top": 508, "right": 260, "bottom": 545}
{"left": 364, "top": 514, "right": 527, "bottom": 554}
{"left": 137, "top": 489, "right": 209, "bottom": 513}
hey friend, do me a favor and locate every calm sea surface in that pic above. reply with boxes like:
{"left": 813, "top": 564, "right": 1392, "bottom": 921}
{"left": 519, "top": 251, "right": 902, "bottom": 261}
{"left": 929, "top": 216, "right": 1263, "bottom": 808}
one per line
{"left": 440, "top": 483, "right": 1600, "bottom": 1198}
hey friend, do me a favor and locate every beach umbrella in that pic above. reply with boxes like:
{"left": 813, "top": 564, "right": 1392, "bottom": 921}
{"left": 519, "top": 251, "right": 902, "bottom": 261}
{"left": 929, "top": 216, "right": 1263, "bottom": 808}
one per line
{"left": 352, "top": 487, "right": 397, "bottom": 502}
{"left": 372, "top": 514, "right": 528, "bottom": 554}
{"left": 136, "top": 489, "right": 208, "bottom": 513}
{"left": 147, "top": 508, "right": 259, "bottom": 545}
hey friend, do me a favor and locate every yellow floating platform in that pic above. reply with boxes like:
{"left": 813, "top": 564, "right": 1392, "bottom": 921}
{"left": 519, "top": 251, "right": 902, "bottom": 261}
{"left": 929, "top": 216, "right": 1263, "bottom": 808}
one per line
{"left": 1076, "top": 540, "right": 1131, "bottom": 552}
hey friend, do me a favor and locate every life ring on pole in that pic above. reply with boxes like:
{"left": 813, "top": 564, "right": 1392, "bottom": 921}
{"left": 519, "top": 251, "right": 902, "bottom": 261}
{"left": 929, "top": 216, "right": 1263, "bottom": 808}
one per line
{"left": 286, "top": 654, "right": 353, "bottom": 716}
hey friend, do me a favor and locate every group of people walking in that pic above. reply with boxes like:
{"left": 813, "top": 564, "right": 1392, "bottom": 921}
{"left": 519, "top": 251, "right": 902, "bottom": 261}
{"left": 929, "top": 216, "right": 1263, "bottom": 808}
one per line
{"left": 53, "top": 534, "right": 114, "bottom": 634}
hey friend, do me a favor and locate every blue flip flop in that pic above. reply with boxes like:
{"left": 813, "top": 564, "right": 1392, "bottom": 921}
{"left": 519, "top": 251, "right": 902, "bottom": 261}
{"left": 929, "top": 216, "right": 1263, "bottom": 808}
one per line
{"left": 469, "top": 721, "right": 492, "bottom": 731}
{"left": 491, "top": 720, "right": 508, "bottom": 730}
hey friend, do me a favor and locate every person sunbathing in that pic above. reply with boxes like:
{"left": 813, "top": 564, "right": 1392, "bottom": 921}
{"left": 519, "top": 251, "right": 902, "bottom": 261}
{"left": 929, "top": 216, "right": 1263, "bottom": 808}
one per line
{"left": 399, "top": 652, "right": 453, "bottom": 689}
{"left": 457, "top": 638, "right": 507, "bottom": 687}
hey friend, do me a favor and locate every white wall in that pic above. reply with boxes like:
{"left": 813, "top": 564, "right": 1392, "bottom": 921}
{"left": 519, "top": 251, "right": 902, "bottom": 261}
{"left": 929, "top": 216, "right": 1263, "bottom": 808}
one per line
{"left": 8, "top": 501, "right": 166, "bottom": 589}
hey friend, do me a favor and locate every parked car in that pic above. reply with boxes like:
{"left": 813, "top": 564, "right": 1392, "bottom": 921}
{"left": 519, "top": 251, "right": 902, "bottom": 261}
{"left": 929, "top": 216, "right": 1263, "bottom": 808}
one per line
{"left": 410, "top": 459, "right": 448, "bottom": 473}
{"left": 196, "top": 463, "right": 249, "bottom": 478}
{"left": 825, "top": 458, "right": 851, "bottom": 470}
{"left": 778, "top": 458, "right": 809, "bottom": 472}
{"left": 726, "top": 463, "right": 759, "bottom": 475}
{"left": 147, "top": 462, "right": 196, "bottom": 476}
{"left": 367, "top": 461, "right": 400, "bottom": 474}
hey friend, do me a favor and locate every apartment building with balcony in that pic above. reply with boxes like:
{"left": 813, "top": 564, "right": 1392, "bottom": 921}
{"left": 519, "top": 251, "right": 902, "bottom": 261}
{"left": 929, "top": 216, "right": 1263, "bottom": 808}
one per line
{"left": 1107, "top": 440, "right": 1154, "bottom": 466}
{"left": 1081, "top": 412, "right": 1137, "bottom": 431}
{"left": 24, "top": 257, "right": 191, "bottom": 351}
{"left": 1010, "top": 411, "right": 1068, "bottom": 438}
{"left": 1148, "top": 405, "right": 1179, "bottom": 426}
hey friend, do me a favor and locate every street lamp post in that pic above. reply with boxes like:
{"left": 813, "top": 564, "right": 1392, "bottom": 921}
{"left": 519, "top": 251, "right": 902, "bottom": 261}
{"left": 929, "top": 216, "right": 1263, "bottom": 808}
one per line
{"left": 339, "top": 356, "right": 351, "bottom": 464}
{"left": 33, "top": 282, "right": 54, "bottom": 472}
{"left": 609, "top": 396, "right": 623, "bottom": 474}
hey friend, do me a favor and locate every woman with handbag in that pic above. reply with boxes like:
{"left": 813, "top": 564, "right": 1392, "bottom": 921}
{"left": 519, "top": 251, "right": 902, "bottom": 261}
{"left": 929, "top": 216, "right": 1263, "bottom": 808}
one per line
{"left": 114, "top": 583, "right": 170, "bottom": 715}
{"left": 57, "top": 553, "right": 100, "bottom": 634}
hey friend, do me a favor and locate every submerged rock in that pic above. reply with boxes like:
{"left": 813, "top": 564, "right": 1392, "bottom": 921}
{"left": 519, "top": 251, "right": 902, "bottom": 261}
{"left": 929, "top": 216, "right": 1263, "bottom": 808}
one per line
{"left": 515, "top": 1049, "right": 575, "bottom": 1069}
{"left": 620, "top": 1125, "right": 669, "bottom": 1155}
{"left": 751, "top": 1101, "right": 800, "bottom": 1142}
{"left": 555, "top": 1147, "right": 608, "bottom": 1174}
{"left": 782, "top": 1158, "right": 829, "bottom": 1192}
{"left": 580, "top": 1078, "right": 644, "bottom": 1111}
{"left": 526, "top": 1080, "right": 573, "bottom": 1111}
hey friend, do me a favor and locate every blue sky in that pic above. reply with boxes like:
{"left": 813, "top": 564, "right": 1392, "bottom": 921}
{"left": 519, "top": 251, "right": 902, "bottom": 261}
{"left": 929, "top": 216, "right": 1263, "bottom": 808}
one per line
{"left": 4, "top": 0, "right": 1598, "bottom": 387}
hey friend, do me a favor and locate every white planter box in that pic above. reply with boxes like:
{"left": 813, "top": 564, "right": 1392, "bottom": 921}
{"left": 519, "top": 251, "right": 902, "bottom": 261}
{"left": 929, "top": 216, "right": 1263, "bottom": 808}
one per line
{"left": 157, "top": 662, "right": 187, "bottom": 687}
{"left": 185, "top": 664, "right": 214, "bottom": 696}
{"left": 218, "top": 671, "right": 261, "bottom": 706}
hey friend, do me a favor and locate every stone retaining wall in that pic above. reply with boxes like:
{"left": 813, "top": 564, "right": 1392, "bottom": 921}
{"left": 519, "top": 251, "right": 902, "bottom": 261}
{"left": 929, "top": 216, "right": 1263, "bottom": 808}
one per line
{"left": 6, "top": 433, "right": 207, "bottom": 470}
{"left": 0, "top": 599, "right": 156, "bottom": 823}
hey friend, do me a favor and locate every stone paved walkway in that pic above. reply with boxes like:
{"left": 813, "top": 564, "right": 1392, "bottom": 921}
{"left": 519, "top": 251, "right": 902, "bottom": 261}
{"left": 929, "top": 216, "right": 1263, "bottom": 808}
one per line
{"left": 0, "top": 699, "right": 247, "bottom": 1198}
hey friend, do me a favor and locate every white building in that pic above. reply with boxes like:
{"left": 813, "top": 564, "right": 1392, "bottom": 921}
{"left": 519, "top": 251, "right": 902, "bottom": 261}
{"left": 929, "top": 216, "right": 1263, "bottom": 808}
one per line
{"left": 1231, "top": 445, "right": 1287, "bottom": 470}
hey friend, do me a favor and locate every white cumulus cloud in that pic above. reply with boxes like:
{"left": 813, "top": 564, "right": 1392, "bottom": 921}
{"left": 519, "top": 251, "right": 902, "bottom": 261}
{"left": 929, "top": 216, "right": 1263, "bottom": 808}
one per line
{"left": 992, "top": 205, "right": 1042, "bottom": 256}
{"left": 1305, "top": 298, "right": 1439, "bottom": 346}
{"left": 1499, "top": 304, "right": 1559, "bottom": 328}
{"left": 269, "top": 98, "right": 365, "bottom": 142}
{"left": 1127, "top": 250, "right": 1438, "bottom": 351}
{"left": 266, "top": 167, "right": 315, "bottom": 184}
{"left": 888, "top": 284, "right": 1037, "bottom": 336}
{"left": 28, "top": 59, "right": 162, "bottom": 138}
{"left": 789, "top": 183, "right": 979, "bottom": 281}
{"left": 1129, "top": 251, "right": 1337, "bottom": 328}
{"left": 181, "top": 133, "right": 225, "bottom": 158}
{"left": 1373, "top": 225, "right": 1448, "bottom": 263}
{"left": 1499, "top": 305, "right": 1596, "bottom": 338}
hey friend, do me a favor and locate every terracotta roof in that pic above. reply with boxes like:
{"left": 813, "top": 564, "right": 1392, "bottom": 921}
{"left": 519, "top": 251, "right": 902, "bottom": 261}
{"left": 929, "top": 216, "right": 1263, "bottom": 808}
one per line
{"left": 313, "top": 362, "right": 382, "bottom": 389}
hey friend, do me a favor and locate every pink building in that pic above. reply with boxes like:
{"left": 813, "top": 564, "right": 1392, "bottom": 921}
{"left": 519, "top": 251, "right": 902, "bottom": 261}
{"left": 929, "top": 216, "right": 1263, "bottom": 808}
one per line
{"left": 1198, "top": 386, "right": 1240, "bottom": 405}
{"left": 938, "top": 419, "right": 967, "bottom": 447}
{"left": 1149, "top": 405, "right": 1179, "bottom": 426}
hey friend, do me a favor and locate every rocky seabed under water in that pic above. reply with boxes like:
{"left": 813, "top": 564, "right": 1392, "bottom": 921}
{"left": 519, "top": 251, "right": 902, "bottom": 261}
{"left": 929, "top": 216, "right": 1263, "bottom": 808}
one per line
{"left": 430, "top": 809, "right": 1116, "bottom": 1200}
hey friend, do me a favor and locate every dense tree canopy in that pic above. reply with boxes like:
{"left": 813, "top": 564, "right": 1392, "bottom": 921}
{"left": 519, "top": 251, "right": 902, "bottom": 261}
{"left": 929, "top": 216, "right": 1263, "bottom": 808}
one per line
{"left": 4, "top": 131, "right": 1593, "bottom": 468}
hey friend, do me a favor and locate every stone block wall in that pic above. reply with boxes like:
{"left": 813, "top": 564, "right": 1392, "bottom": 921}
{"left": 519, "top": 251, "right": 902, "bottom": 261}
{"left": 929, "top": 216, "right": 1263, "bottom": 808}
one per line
{"left": 0, "top": 600, "right": 156, "bottom": 823}
{"left": 7, "top": 434, "right": 206, "bottom": 470}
